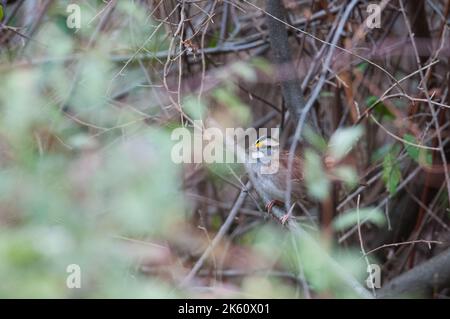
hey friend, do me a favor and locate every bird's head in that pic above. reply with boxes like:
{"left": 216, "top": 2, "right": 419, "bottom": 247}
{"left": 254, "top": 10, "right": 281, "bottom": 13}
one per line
{"left": 250, "top": 136, "right": 280, "bottom": 161}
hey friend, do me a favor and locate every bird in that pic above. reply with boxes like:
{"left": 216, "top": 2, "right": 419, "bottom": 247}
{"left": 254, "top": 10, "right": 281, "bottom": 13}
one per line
{"left": 246, "top": 135, "right": 309, "bottom": 224}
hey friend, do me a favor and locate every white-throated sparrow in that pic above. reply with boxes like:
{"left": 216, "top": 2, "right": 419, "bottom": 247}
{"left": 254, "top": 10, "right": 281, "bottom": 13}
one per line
{"left": 246, "top": 136, "right": 309, "bottom": 223}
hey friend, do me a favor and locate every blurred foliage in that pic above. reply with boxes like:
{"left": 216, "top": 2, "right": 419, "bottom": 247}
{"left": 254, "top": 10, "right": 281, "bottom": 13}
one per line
{"left": 1, "top": 0, "right": 430, "bottom": 300}
{"left": 333, "top": 207, "right": 385, "bottom": 232}
{"left": 304, "top": 126, "right": 362, "bottom": 200}
{"left": 304, "top": 149, "right": 330, "bottom": 200}
{"left": 403, "top": 134, "right": 432, "bottom": 166}
{"left": 328, "top": 126, "right": 363, "bottom": 161}
{"left": 0, "top": 0, "right": 185, "bottom": 298}
{"left": 382, "top": 145, "right": 402, "bottom": 196}
{"left": 366, "top": 96, "right": 394, "bottom": 121}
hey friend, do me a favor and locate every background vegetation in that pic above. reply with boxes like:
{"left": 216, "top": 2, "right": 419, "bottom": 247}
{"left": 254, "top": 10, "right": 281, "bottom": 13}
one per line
{"left": 0, "top": 0, "right": 449, "bottom": 298}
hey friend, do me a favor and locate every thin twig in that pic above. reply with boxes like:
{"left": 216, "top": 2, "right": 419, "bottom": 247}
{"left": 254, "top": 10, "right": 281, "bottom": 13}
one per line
{"left": 180, "top": 182, "right": 251, "bottom": 286}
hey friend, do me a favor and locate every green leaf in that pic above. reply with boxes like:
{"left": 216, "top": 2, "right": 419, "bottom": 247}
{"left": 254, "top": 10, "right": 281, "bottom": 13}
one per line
{"left": 183, "top": 95, "right": 206, "bottom": 120}
{"left": 366, "top": 96, "right": 394, "bottom": 120}
{"left": 333, "top": 166, "right": 358, "bottom": 187}
{"left": 212, "top": 88, "right": 250, "bottom": 122}
{"left": 303, "top": 126, "right": 328, "bottom": 152}
{"left": 230, "top": 62, "right": 256, "bottom": 82}
{"left": 0, "top": 5, "right": 4, "bottom": 22}
{"left": 356, "top": 62, "right": 369, "bottom": 73}
{"left": 328, "top": 126, "right": 363, "bottom": 160}
{"left": 250, "top": 57, "right": 272, "bottom": 75}
{"left": 333, "top": 207, "right": 386, "bottom": 231}
{"left": 210, "top": 214, "right": 222, "bottom": 231}
{"left": 304, "top": 150, "right": 330, "bottom": 200}
{"left": 67, "top": 134, "right": 97, "bottom": 150}
{"left": 320, "top": 91, "right": 334, "bottom": 98}
{"left": 207, "top": 30, "right": 219, "bottom": 47}
{"left": 371, "top": 143, "right": 393, "bottom": 163}
{"left": 382, "top": 150, "right": 401, "bottom": 195}
{"left": 404, "top": 134, "right": 419, "bottom": 160}
{"left": 403, "top": 133, "right": 432, "bottom": 165}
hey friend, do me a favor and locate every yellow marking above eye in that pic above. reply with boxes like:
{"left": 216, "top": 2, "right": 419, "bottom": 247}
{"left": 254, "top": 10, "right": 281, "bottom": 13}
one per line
{"left": 255, "top": 141, "right": 263, "bottom": 148}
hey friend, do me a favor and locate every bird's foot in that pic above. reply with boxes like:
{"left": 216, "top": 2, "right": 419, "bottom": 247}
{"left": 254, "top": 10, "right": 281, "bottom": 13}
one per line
{"left": 280, "top": 213, "right": 292, "bottom": 225}
{"left": 280, "top": 202, "right": 297, "bottom": 225}
{"left": 265, "top": 199, "right": 284, "bottom": 214}
{"left": 266, "top": 200, "right": 295, "bottom": 225}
